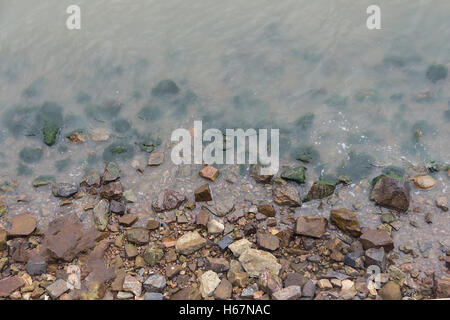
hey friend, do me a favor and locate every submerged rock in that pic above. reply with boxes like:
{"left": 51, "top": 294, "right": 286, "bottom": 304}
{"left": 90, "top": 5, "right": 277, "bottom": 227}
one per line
{"left": 305, "top": 180, "right": 336, "bottom": 201}
{"left": 102, "top": 162, "right": 121, "bottom": 183}
{"left": 152, "top": 189, "right": 186, "bottom": 212}
{"left": 32, "top": 175, "right": 55, "bottom": 187}
{"left": 426, "top": 64, "right": 448, "bottom": 83}
{"left": 273, "top": 185, "right": 302, "bottom": 207}
{"left": 19, "top": 147, "right": 43, "bottom": 164}
{"left": 151, "top": 79, "right": 180, "bottom": 97}
{"left": 412, "top": 175, "right": 436, "bottom": 190}
{"left": 370, "top": 175, "right": 410, "bottom": 212}
{"left": 99, "top": 181, "right": 123, "bottom": 200}
{"left": 281, "top": 166, "right": 307, "bottom": 184}
{"left": 52, "top": 183, "right": 78, "bottom": 198}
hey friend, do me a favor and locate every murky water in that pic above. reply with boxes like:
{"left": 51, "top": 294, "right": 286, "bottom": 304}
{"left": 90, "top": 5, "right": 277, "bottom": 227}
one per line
{"left": 0, "top": 0, "right": 449, "bottom": 276}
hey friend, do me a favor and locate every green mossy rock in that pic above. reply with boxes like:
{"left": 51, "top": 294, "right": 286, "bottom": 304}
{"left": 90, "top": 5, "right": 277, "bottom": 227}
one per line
{"left": 281, "top": 166, "right": 307, "bottom": 184}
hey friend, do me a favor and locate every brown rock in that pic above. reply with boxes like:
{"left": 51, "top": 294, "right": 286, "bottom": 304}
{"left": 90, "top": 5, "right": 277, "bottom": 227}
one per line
{"left": 370, "top": 176, "right": 410, "bottom": 212}
{"left": 206, "top": 257, "right": 230, "bottom": 272}
{"left": 0, "top": 276, "right": 24, "bottom": 297}
{"left": 273, "top": 185, "right": 302, "bottom": 207}
{"left": 0, "top": 228, "right": 6, "bottom": 250}
{"left": 199, "top": 165, "right": 219, "bottom": 181}
{"left": 412, "top": 175, "right": 436, "bottom": 190}
{"left": 170, "top": 287, "right": 201, "bottom": 300}
{"left": 146, "top": 219, "right": 160, "bottom": 230}
{"left": 436, "top": 277, "right": 450, "bottom": 298}
{"left": 330, "top": 208, "right": 361, "bottom": 237}
{"left": 436, "top": 196, "right": 448, "bottom": 212}
{"left": 100, "top": 181, "right": 123, "bottom": 200}
{"left": 148, "top": 152, "right": 164, "bottom": 166}
{"left": 9, "top": 213, "right": 36, "bottom": 237}
{"left": 152, "top": 189, "right": 186, "bottom": 212}
{"left": 118, "top": 214, "right": 138, "bottom": 227}
{"left": 196, "top": 209, "right": 210, "bottom": 227}
{"left": 126, "top": 228, "right": 149, "bottom": 245}
{"left": 378, "top": 281, "right": 401, "bottom": 300}
{"left": 194, "top": 184, "right": 212, "bottom": 202}
{"left": 257, "top": 204, "right": 276, "bottom": 217}
{"left": 256, "top": 232, "right": 280, "bottom": 251}
{"left": 258, "top": 269, "right": 282, "bottom": 295}
{"left": 295, "top": 216, "right": 327, "bottom": 238}
{"left": 214, "top": 279, "right": 232, "bottom": 300}
{"left": 359, "top": 229, "right": 394, "bottom": 252}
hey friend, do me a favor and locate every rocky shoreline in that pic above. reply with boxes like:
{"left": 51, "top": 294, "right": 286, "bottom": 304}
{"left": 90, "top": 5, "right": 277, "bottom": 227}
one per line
{"left": 0, "top": 159, "right": 449, "bottom": 300}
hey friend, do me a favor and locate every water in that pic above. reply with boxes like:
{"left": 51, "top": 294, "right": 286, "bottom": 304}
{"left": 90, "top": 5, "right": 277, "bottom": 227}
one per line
{"left": 0, "top": 0, "right": 449, "bottom": 276}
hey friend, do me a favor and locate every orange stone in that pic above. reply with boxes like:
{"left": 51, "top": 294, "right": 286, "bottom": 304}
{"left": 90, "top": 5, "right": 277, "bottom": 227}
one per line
{"left": 199, "top": 165, "right": 219, "bottom": 182}
{"left": 9, "top": 213, "right": 36, "bottom": 236}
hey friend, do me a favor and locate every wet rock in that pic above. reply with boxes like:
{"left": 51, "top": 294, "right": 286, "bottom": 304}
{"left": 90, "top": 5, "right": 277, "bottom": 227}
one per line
{"left": 302, "top": 280, "right": 316, "bottom": 298}
{"left": 151, "top": 79, "right": 180, "bottom": 97}
{"left": 238, "top": 248, "right": 281, "bottom": 277}
{"left": 305, "top": 181, "right": 336, "bottom": 201}
{"left": 46, "top": 279, "right": 69, "bottom": 299}
{"left": 370, "top": 175, "right": 410, "bottom": 212}
{"left": 196, "top": 209, "right": 210, "bottom": 226}
{"left": 413, "top": 175, "right": 436, "bottom": 190}
{"left": 175, "top": 231, "right": 206, "bottom": 255}
{"left": 0, "top": 276, "right": 24, "bottom": 297}
{"left": 257, "top": 204, "right": 275, "bottom": 217}
{"left": 258, "top": 270, "right": 282, "bottom": 295}
{"left": 228, "top": 239, "right": 252, "bottom": 257}
{"left": 26, "top": 255, "right": 47, "bottom": 276}
{"left": 272, "top": 286, "right": 302, "bottom": 300}
{"left": 214, "top": 279, "right": 232, "bottom": 300}
{"left": 93, "top": 199, "right": 110, "bottom": 231}
{"left": 102, "top": 162, "right": 121, "bottom": 183}
{"left": 365, "top": 247, "right": 387, "bottom": 271}
{"left": 126, "top": 228, "right": 149, "bottom": 245}
{"left": 147, "top": 152, "right": 164, "bottom": 166}
{"left": 256, "top": 232, "right": 280, "bottom": 251}
{"left": 81, "top": 170, "right": 101, "bottom": 188}
{"left": 436, "top": 277, "right": 450, "bottom": 298}
{"left": 52, "top": 183, "right": 78, "bottom": 198}
{"left": 426, "top": 64, "right": 448, "bottom": 83}
{"left": 203, "top": 199, "right": 235, "bottom": 217}
{"left": 250, "top": 163, "right": 274, "bottom": 183}
{"left": 9, "top": 213, "right": 36, "bottom": 237}
{"left": 378, "top": 281, "right": 401, "bottom": 300}
{"left": 273, "top": 185, "right": 302, "bottom": 207}
{"left": 123, "top": 275, "right": 142, "bottom": 297}
{"left": 123, "top": 190, "right": 137, "bottom": 203}
{"left": 207, "top": 219, "right": 224, "bottom": 234}
{"left": 145, "top": 292, "right": 164, "bottom": 300}
{"left": 199, "top": 165, "right": 219, "bottom": 181}
{"left": 118, "top": 214, "right": 138, "bottom": 227}
{"left": 100, "top": 181, "right": 123, "bottom": 200}
{"left": 359, "top": 229, "right": 394, "bottom": 252}
{"left": 436, "top": 196, "right": 448, "bottom": 212}
{"left": 295, "top": 216, "right": 327, "bottom": 239}
{"left": 90, "top": 128, "right": 110, "bottom": 142}
{"left": 32, "top": 175, "right": 55, "bottom": 187}
{"left": 281, "top": 166, "right": 307, "bottom": 184}
{"left": 330, "top": 208, "right": 361, "bottom": 237}
{"left": 109, "top": 200, "right": 126, "bottom": 215}
{"left": 194, "top": 184, "right": 212, "bottom": 202}
{"left": 152, "top": 189, "right": 186, "bottom": 212}
{"left": 344, "top": 252, "right": 363, "bottom": 269}
{"left": 143, "top": 244, "right": 164, "bottom": 266}
{"left": 199, "top": 270, "right": 221, "bottom": 298}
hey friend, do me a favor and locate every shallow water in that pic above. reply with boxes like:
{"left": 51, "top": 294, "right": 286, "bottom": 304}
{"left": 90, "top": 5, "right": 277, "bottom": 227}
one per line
{"left": 0, "top": 0, "right": 449, "bottom": 277}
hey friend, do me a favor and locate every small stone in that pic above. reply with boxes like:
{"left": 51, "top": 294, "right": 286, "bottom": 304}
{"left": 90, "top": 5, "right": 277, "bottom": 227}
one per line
{"left": 258, "top": 269, "right": 282, "bottom": 295}
{"left": 90, "top": 128, "right": 110, "bottom": 141}
{"left": 126, "top": 228, "right": 149, "bottom": 245}
{"left": 199, "top": 270, "right": 221, "bottom": 298}
{"left": 359, "top": 229, "right": 394, "bottom": 252}
{"left": 370, "top": 176, "right": 410, "bottom": 212}
{"left": 175, "top": 231, "right": 206, "bottom": 255}
{"left": 218, "top": 236, "right": 234, "bottom": 251}
{"left": 143, "top": 274, "right": 166, "bottom": 293}
{"left": 196, "top": 209, "right": 210, "bottom": 226}
{"left": 436, "top": 196, "right": 448, "bottom": 212}
{"left": 144, "top": 292, "right": 164, "bottom": 300}
{"left": 302, "top": 280, "right": 316, "bottom": 298}
{"left": 117, "top": 291, "right": 134, "bottom": 299}
{"left": 123, "top": 275, "right": 142, "bottom": 297}
{"left": 257, "top": 204, "right": 276, "bottom": 217}
{"left": 214, "top": 279, "right": 232, "bottom": 300}
{"left": 344, "top": 252, "right": 363, "bottom": 269}
{"left": 239, "top": 248, "right": 281, "bottom": 277}
{"left": 273, "top": 185, "right": 302, "bottom": 207}
{"left": 103, "top": 162, "right": 121, "bottom": 183}
{"left": 93, "top": 199, "right": 110, "bottom": 231}
{"left": 194, "top": 184, "right": 212, "bottom": 202}
{"left": 207, "top": 219, "right": 224, "bottom": 234}
{"left": 413, "top": 175, "right": 436, "bottom": 190}
{"left": 118, "top": 214, "right": 138, "bottom": 227}
{"left": 256, "top": 232, "right": 280, "bottom": 251}
{"left": 272, "top": 286, "right": 302, "bottom": 300}
{"left": 26, "top": 255, "right": 47, "bottom": 276}
{"left": 425, "top": 212, "right": 433, "bottom": 224}
{"left": 228, "top": 239, "right": 252, "bottom": 257}
{"left": 241, "top": 284, "right": 258, "bottom": 299}
{"left": 365, "top": 247, "right": 387, "bottom": 272}
{"left": 206, "top": 257, "right": 230, "bottom": 273}
{"left": 32, "top": 175, "right": 55, "bottom": 187}
{"left": 281, "top": 166, "right": 307, "bottom": 184}
{"left": 306, "top": 181, "right": 336, "bottom": 200}
{"left": 330, "top": 208, "right": 361, "bottom": 237}
{"left": 99, "top": 181, "right": 123, "bottom": 199}
{"left": 125, "top": 244, "right": 138, "bottom": 258}
{"left": 199, "top": 165, "right": 219, "bottom": 181}
{"left": 110, "top": 200, "right": 125, "bottom": 215}
{"left": 378, "top": 281, "right": 401, "bottom": 300}
{"left": 46, "top": 279, "right": 69, "bottom": 299}
{"left": 143, "top": 244, "right": 164, "bottom": 266}
{"left": 9, "top": 213, "right": 36, "bottom": 237}
{"left": 317, "top": 279, "right": 333, "bottom": 290}
{"left": 123, "top": 190, "right": 137, "bottom": 203}
{"left": 152, "top": 189, "right": 186, "bottom": 212}
{"left": 436, "top": 277, "right": 450, "bottom": 298}
{"left": 295, "top": 216, "right": 327, "bottom": 239}
{"left": 148, "top": 152, "right": 164, "bottom": 166}
{"left": 52, "top": 183, "right": 79, "bottom": 198}
{"left": 0, "top": 229, "right": 7, "bottom": 251}
{"left": 82, "top": 170, "right": 101, "bottom": 188}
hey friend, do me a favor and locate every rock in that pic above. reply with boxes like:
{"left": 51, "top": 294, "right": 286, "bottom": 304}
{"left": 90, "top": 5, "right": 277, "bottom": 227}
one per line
{"left": 273, "top": 185, "right": 302, "bottom": 207}
{"left": 125, "top": 244, "right": 138, "bottom": 258}
{"left": 175, "top": 231, "right": 206, "bottom": 255}
{"left": 117, "top": 291, "right": 134, "bottom": 299}
{"left": 145, "top": 292, "right": 164, "bottom": 300}
{"left": 214, "top": 279, "right": 232, "bottom": 300}
{"left": 152, "top": 189, "right": 186, "bottom": 212}
{"left": 199, "top": 165, "right": 219, "bottom": 181}
{"left": 126, "top": 228, "right": 149, "bottom": 245}
{"left": 272, "top": 286, "right": 302, "bottom": 300}
{"left": 258, "top": 270, "right": 282, "bottom": 295}
{"left": 110, "top": 200, "right": 126, "bottom": 215}
{"left": 295, "top": 216, "right": 327, "bottom": 238}
{"left": 151, "top": 79, "right": 180, "bottom": 96}
{"left": 9, "top": 213, "right": 36, "bottom": 236}
{"left": 206, "top": 257, "right": 230, "bottom": 272}
{"left": 241, "top": 284, "right": 258, "bottom": 299}
{"left": 302, "top": 280, "right": 316, "bottom": 298}
{"left": 436, "top": 277, "right": 450, "bottom": 298}
{"left": 306, "top": 181, "right": 336, "bottom": 201}
{"left": 359, "top": 229, "right": 394, "bottom": 252}
{"left": 0, "top": 276, "right": 24, "bottom": 297}
{"left": 256, "top": 232, "right": 280, "bottom": 251}
{"left": 378, "top": 281, "right": 401, "bottom": 300}
{"left": 170, "top": 287, "right": 201, "bottom": 300}
{"left": 203, "top": 199, "right": 235, "bottom": 217}
{"left": 90, "top": 128, "right": 110, "bottom": 141}
{"left": 344, "top": 252, "right": 363, "bottom": 269}
{"left": 199, "top": 270, "right": 221, "bottom": 298}
{"left": 148, "top": 152, "right": 164, "bottom": 166}
{"left": 196, "top": 209, "right": 210, "bottom": 226}
{"left": 100, "top": 181, "right": 123, "bottom": 200}
{"left": 0, "top": 229, "right": 6, "bottom": 251}
{"left": 317, "top": 279, "right": 333, "bottom": 290}
{"left": 46, "top": 279, "right": 69, "bottom": 299}
{"left": 194, "top": 184, "right": 212, "bottom": 202}
{"left": 123, "top": 190, "right": 137, "bottom": 203}
{"left": 118, "top": 214, "right": 138, "bottom": 227}
{"left": 26, "top": 255, "right": 47, "bottom": 276}
{"left": 228, "top": 239, "right": 252, "bottom": 257}
{"left": 146, "top": 218, "right": 160, "bottom": 230}
{"left": 143, "top": 245, "right": 164, "bottom": 266}
{"left": 257, "top": 204, "right": 276, "bottom": 217}
{"left": 218, "top": 236, "right": 234, "bottom": 251}
{"left": 370, "top": 175, "right": 410, "bottom": 212}
{"left": 81, "top": 170, "right": 101, "bottom": 188}
{"left": 102, "top": 162, "right": 120, "bottom": 183}
{"left": 52, "top": 183, "right": 78, "bottom": 198}
{"left": 123, "top": 275, "right": 142, "bottom": 297}
{"left": 426, "top": 64, "right": 448, "bottom": 83}
{"left": 227, "top": 261, "right": 248, "bottom": 288}
{"left": 436, "top": 196, "right": 448, "bottom": 212}
{"left": 365, "top": 247, "right": 387, "bottom": 271}
{"left": 281, "top": 166, "right": 307, "bottom": 184}
{"left": 32, "top": 175, "right": 55, "bottom": 187}
{"left": 207, "top": 219, "right": 224, "bottom": 234}
{"left": 413, "top": 175, "right": 436, "bottom": 190}
{"left": 238, "top": 248, "right": 281, "bottom": 277}
{"left": 340, "top": 279, "right": 357, "bottom": 299}
{"left": 0, "top": 201, "right": 6, "bottom": 217}
{"left": 330, "top": 208, "right": 361, "bottom": 237}
{"left": 93, "top": 199, "right": 110, "bottom": 231}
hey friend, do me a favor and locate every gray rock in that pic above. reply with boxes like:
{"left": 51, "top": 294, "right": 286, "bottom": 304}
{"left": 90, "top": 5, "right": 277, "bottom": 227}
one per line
{"left": 26, "top": 256, "right": 47, "bottom": 276}
{"left": 241, "top": 284, "right": 258, "bottom": 299}
{"left": 52, "top": 183, "right": 78, "bottom": 198}
{"left": 218, "top": 236, "right": 234, "bottom": 251}
{"left": 365, "top": 247, "right": 387, "bottom": 272}
{"left": 143, "top": 274, "right": 166, "bottom": 292}
{"left": 302, "top": 280, "right": 316, "bottom": 298}
{"left": 93, "top": 199, "right": 110, "bottom": 231}
{"left": 144, "top": 292, "right": 164, "bottom": 300}
{"left": 46, "top": 279, "right": 69, "bottom": 299}
{"left": 272, "top": 286, "right": 302, "bottom": 300}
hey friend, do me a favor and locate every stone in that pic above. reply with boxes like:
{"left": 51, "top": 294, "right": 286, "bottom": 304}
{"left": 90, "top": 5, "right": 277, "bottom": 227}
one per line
{"left": 123, "top": 275, "right": 142, "bottom": 296}
{"left": 214, "top": 279, "right": 232, "bottom": 300}
{"left": 196, "top": 209, "right": 210, "bottom": 226}
{"left": 258, "top": 269, "right": 282, "bottom": 295}
{"left": 0, "top": 229, "right": 6, "bottom": 251}
{"left": 413, "top": 175, "right": 436, "bottom": 190}
{"left": 370, "top": 176, "right": 410, "bottom": 212}
{"left": 344, "top": 252, "right": 363, "bottom": 269}
{"left": 272, "top": 286, "right": 302, "bottom": 300}
{"left": 93, "top": 199, "right": 110, "bottom": 231}
{"left": 144, "top": 274, "right": 166, "bottom": 292}
{"left": 152, "top": 189, "right": 186, "bottom": 212}
{"left": 317, "top": 279, "right": 333, "bottom": 290}
{"left": 436, "top": 277, "right": 450, "bottom": 298}
{"left": 238, "top": 248, "right": 281, "bottom": 277}
{"left": 359, "top": 229, "right": 394, "bottom": 252}
{"left": 152, "top": 79, "right": 180, "bottom": 96}
{"left": 194, "top": 184, "right": 212, "bottom": 202}
{"left": 228, "top": 239, "right": 252, "bottom": 257}
{"left": 206, "top": 257, "right": 230, "bottom": 273}
{"left": 90, "top": 128, "right": 110, "bottom": 142}
{"left": 82, "top": 170, "right": 101, "bottom": 188}
{"left": 0, "top": 276, "right": 24, "bottom": 297}
{"left": 148, "top": 152, "right": 164, "bottom": 166}
{"left": 241, "top": 284, "right": 258, "bottom": 299}
{"left": 302, "top": 280, "right": 316, "bottom": 298}
{"left": 102, "top": 162, "right": 120, "bottom": 183}
{"left": 256, "top": 232, "right": 280, "bottom": 251}
{"left": 218, "top": 236, "right": 234, "bottom": 251}
{"left": 52, "top": 183, "right": 78, "bottom": 198}
{"left": 145, "top": 292, "right": 164, "bottom": 300}
{"left": 146, "top": 218, "right": 160, "bottom": 230}
{"left": 295, "top": 216, "right": 327, "bottom": 238}
{"left": 175, "top": 231, "right": 206, "bottom": 255}
{"left": 110, "top": 200, "right": 126, "bottom": 215}
{"left": 32, "top": 175, "right": 55, "bottom": 187}
{"left": 9, "top": 213, "right": 36, "bottom": 236}
{"left": 170, "top": 287, "right": 201, "bottom": 300}
{"left": 125, "top": 244, "right": 138, "bottom": 258}
{"left": 340, "top": 280, "right": 357, "bottom": 299}
{"left": 0, "top": 201, "right": 6, "bottom": 217}
{"left": 257, "top": 204, "right": 275, "bottom": 217}
{"left": 203, "top": 199, "right": 235, "bottom": 217}
{"left": 365, "top": 247, "right": 387, "bottom": 271}
{"left": 306, "top": 181, "right": 336, "bottom": 201}
{"left": 207, "top": 219, "right": 224, "bottom": 234}
{"left": 378, "top": 281, "right": 401, "bottom": 300}
{"left": 436, "top": 196, "right": 448, "bottom": 212}
{"left": 46, "top": 279, "right": 69, "bottom": 299}
{"left": 126, "top": 228, "right": 149, "bottom": 245}
{"left": 118, "top": 214, "right": 138, "bottom": 227}
{"left": 26, "top": 255, "right": 47, "bottom": 276}
{"left": 281, "top": 166, "right": 307, "bottom": 184}
{"left": 273, "top": 185, "right": 302, "bottom": 207}
{"left": 330, "top": 208, "right": 361, "bottom": 237}
{"left": 199, "top": 270, "right": 221, "bottom": 298}
{"left": 426, "top": 64, "right": 448, "bottom": 83}
{"left": 143, "top": 244, "right": 164, "bottom": 266}
{"left": 100, "top": 181, "right": 123, "bottom": 199}
{"left": 123, "top": 190, "right": 137, "bottom": 203}
{"left": 199, "top": 165, "right": 219, "bottom": 181}
{"left": 117, "top": 291, "right": 134, "bottom": 299}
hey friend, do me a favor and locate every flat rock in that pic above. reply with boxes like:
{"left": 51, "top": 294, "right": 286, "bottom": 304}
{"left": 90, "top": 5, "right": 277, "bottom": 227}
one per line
{"left": 238, "top": 248, "right": 281, "bottom": 277}
{"left": 196, "top": 209, "right": 210, "bottom": 226}
{"left": 118, "top": 214, "right": 138, "bottom": 227}
{"left": 295, "top": 216, "right": 327, "bottom": 238}
{"left": 126, "top": 228, "right": 149, "bottom": 245}
{"left": 175, "top": 231, "right": 206, "bottom": 255}
{"left": 123, "top": 275, "right": 142, "bottom": 297}
{"left": 199, "top": 270, "right": 221, "bottom": 298}
{"left": 306, "top": 181, "right": 336, "bottom": 200}
{"left": 99, "top": 181, "right": 123, "bottom": 200}
{"left": 102, "top": 162, "right": 120, "bottom": 183}
{"left": 256, "top": 232, "right": 280, "bottom": 251}
{"left": 359, "top": 229, "right": 394, "bottom": 252}
{"left": 258, "top": 269, "right": 282, "bottom": 295}
{"left": 46, "top": 279, "right": 69, "bottom": 299}
{"left": 228, "top": 239, "right": 252, "bottom": 257}
{"left": 90, "top": 128, "right": 110, "bottom": 142}
{"left": 370, "top": 176, "right": 410, "bottom": 212}
{"left": 257, "top": 204, "right": 276, "bottom": 217}
{"left": 152, "top": 189, "right": 186, "bottom": 212}
{"left": 281, "top": 166, "right": 307, "bottom": 184}
{"left": 143, "top": 274, "right": 166, "bottom": 292}
{"left": 364, "top": 247, "right": 387, "bottom": 271}
{"left": 273, "top": 185, "right": 302, "bottom": 207}
{"left": 272, "top": 286, "right": 302, "bottom": 300}
{"left": 413, "top": 175, "right": 436, "bottom": 190}
{"left": 0, "top": 276, "right": 24, "bottom": 297}
{"left": 52, "top": 183, "right": 78, "bottom": 198}
{"left": 206, "top": 257, "right": 230, "bottom": 273}
{"left": 9, "top": 213, "right": 36, "bottom": 236}
{"left": 199, "top": 165, "right": 219, "bottom": 181}
{"left": 148, "top": 152, "right": 164, "bottom": 166}
{"left": 26, "top": 255, "right": 47, "bottom": 276}
{"left": 214, "top": 279, "right": 232, "bottom": 300}
{"left": 330, "top": 208, "right": 361, "bottom": 237}
{"left": 93, "top": 199, "right": 110, "bottom": 231}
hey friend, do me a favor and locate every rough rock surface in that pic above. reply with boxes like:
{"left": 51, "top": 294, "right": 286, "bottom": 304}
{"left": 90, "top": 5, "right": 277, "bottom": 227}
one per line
{"left": 175, "top": 231, "right": 206, "bottom": 255}
{"left": 330, "top": 208, "right": 361, "bottom": 237}
{"left": 370, "top": 176, "right": 410, "bottom": 212}
{"left": 238, "top": 248, "right": 281, "bottom": 277}
{"left": 295, "top": 216, "right": 328, "bottom": 238}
